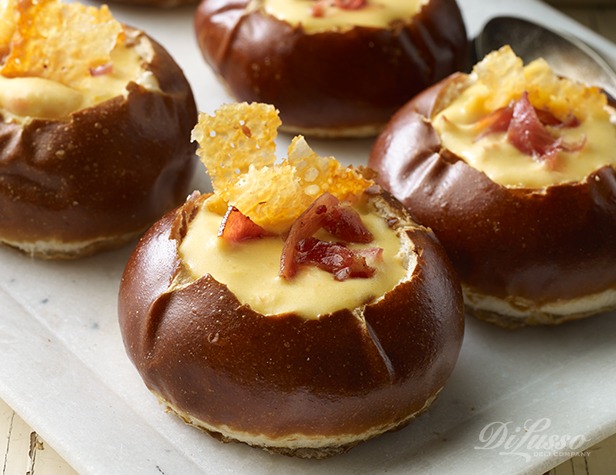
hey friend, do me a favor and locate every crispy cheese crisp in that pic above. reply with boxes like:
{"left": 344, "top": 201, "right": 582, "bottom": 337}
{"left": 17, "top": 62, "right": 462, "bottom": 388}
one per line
{"left": 192, "top": 102, "right": 281, "bottom": 197}
{"left": 0, "top": 0, "right": 123, "bottom": 89}
{"left": 0, "top": 0, "right": 17, "bottom": 59}
{"left": 287, "top": 135, "right": 375, "bottom": 201}
{"left": 473, "top": 45, "right": 608, "bottom": 121}
{"left": 191, "top": 103, "right": 374, "bottom": 234}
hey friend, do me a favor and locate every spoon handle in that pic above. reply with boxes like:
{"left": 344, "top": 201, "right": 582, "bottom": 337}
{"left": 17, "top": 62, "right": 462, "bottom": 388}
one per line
{"left": 556, "top": 31, "right": 616, "bottom": 100}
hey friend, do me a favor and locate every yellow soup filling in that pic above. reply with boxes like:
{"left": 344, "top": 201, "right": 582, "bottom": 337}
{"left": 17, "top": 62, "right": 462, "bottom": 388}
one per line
{"left": 0, "top": 38, "right": 156, "bottom": 122}
{"left": 179, "top": 200, "right": 409, "bottom": 318}
{"left": 263, "top": 0, "right": 428, "bottom": 34}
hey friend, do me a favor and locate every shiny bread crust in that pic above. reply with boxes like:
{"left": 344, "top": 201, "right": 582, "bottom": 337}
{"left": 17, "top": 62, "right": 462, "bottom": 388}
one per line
{"left": 0, "top": 27, "right": 198, "bottom": 259}
{"left": 368, "top": 74, "right": 616, "bottom": 327}
{"left": 194, "top": 0, "right": 468, "bottom": 137}
{"left": 118, "top": 191, "right": 464, "bottom": 457}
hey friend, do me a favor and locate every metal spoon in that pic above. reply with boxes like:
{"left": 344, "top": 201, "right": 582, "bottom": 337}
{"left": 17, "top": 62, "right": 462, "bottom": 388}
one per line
{"left": 473, "top": 16, "right": 616, "bottom": 100}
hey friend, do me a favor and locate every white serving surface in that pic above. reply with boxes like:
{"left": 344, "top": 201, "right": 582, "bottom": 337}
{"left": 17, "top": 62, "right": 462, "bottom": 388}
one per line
{"left": 1, "top": 1, "right": 615, "bottom": 474}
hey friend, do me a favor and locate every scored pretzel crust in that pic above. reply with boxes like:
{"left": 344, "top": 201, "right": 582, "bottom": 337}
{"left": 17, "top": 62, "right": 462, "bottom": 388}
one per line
{"left": 194, "top": 0, "right": 468, "bottom": 137}
{"left": 369, "top": 73, "right": 616, "bottom": 328}
{"left": 118, "top": 191, "right": 464, "bottom": 457}
{"left": 0, "top": 27, "right": 198, "bottom": 258}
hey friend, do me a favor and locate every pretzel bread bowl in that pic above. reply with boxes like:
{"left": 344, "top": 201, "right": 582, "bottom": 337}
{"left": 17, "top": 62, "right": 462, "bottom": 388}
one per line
{"left": 369, "top": 46, "right": 616, "bottom": 328}
{"left": 118, "top": 103, "right": 464, "bottom": 458}
{"left": 194, "top": 0, "right": 467, "bottom": 138}
{"left": 0, "top": 0, "right": 197, "bottom": 258}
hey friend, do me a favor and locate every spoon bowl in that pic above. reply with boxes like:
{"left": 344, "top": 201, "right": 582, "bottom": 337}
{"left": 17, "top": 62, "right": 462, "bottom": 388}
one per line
{"left": 474, "top": 16, "right": 616, "bottom": 100}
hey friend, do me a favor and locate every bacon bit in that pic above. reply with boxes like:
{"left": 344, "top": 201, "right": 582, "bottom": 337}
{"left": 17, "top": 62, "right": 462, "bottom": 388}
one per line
{"left": 310, "top": 0, "right": 328, "bottom": 17}
{"left": 216, "top": 193, "right": 377, "bottom": 280}
{"left": 507, "top": 92, "right": 586, "bottom": 161}
{"left": 474, "top": 92, "right": 586, "bottom": 162}
{"left": 334, "top": 0, "right": 367, "bottom": 9}
{"left": 356, "top": 246, "right": 384, "bottom": 264}
{"left": 296, "top": 237, "right": 377, "bottom": 281}
{"left": 280, "top": 193, "right": 339, "bottom": 279}
{"left": 89, "top": 62, "right": 113, "bottom": 76}
{"left": 218, "top": 206, "right": 269, "bottom": 242}
{"left": 475, "top": 104, "right": 514, "bottom": 139}
{"left": 535, "top": 109, "right": 580, "bottom": 128}
{"left": 507, "top": 93, "right": 558, "bottom": 158}
{"left": 474, "top": 99, "right": 581, "bottom": 142}
{"left": 280, "top": 192, "right": 377, "bottom": 280}
{"left": 322, "top": 204, "right": 373, "bottom": 243}
{"left": 310, "top": 0, "right": 366, "bottom": 17}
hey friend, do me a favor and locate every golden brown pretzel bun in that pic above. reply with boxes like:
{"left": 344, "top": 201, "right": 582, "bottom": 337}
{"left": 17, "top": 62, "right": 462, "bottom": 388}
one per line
{"left": 369, "top": 50, "right": 616, "bottom": 328}
{"left": 194, "top": 0, "right": 467, "bottom": 138}
{"left": 0, "top": 22, "right": 198, "bottom": 259}
{"left": 118, "top": 190, "right": 464, "bottom": 458}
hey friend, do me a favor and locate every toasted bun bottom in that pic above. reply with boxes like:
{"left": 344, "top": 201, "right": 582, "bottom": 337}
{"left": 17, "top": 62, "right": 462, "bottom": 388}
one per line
{"left": 155, "top": 388, "right": 442, "bottom": 459}
{"left": 1, "top": 231, "right": 141, "bottom": 259}
{"left": 216, "top": 80, "right": 384, "bottom": 139}
{"left": 279, "top": 123, "right": 383, "bottom": 139}
{"left": 464, "top": 285, "right": 616, "bottom": 329}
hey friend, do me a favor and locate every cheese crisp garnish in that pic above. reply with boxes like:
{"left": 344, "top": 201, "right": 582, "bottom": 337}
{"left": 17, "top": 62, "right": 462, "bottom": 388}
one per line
{"left": 0, "top": 0, "right": 157, "bottom": 121}
{"left": 0, "top": 0, "right": 17, "bottom": 59}
{"left": 191, "top": 102, "right": 374, "bottom": 234}
{"left": 464, "top": 45, "right": 608, "bottom": 123}
{"left": 0, "top": 0, "right": 123, "bottom": 90}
